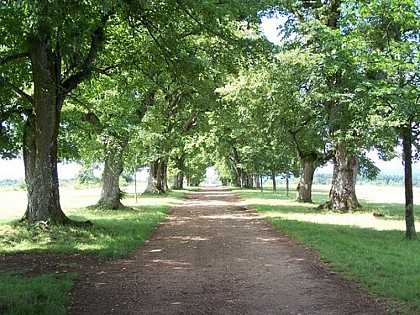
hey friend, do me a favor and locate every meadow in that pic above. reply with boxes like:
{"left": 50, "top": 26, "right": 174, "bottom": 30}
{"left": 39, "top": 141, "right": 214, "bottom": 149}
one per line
{"left": 237, "top": 184, "right": 420, "bottom": 314}
{"left": 0, "top": 185, "right": 185, "bottom": 314}
{"left": 0, "top": 184, "right": 419, "bottom": 314}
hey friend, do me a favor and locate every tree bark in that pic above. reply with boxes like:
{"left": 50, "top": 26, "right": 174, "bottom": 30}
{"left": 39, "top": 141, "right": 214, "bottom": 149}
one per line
{"left": 271, "top": 170, "right": 277, "bottom": 194}
{"left": 327, "top": 143, "right": 361, "bottom": 212}
{"left": 96, "top": 139, "right": 127, "bottom": 209}
{"left": 253, "top": 175, "right": 261, "bottom": 189}
{"left": 241, "top": 172, "right": 254, "bottom": 188}
{"left": 144, "top": 158, "right": 167, "bottom": 194}
{"left": 171, "top": 172, "right": 184, "bottom": 190}
{"left": 17, "top": 12, "right": 109, "bottom": 225}
{"left": 402, "top": 126, "right": 416, "bottom": 238}
{"left": 171, "top": 155, "right": 185, "bottom": 190}
{"left": 22, "top": 32, "right": 68, "bottom": 224}
{"left": 231, "top": 147, "right": 242, "bottom": 187}
{"left": 297, "top": 154, "right": 316, "bottom": 203}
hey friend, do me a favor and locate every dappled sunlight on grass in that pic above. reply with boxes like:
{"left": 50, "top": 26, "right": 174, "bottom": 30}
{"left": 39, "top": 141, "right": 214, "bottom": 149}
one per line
{"left": 125, "top": 194, "right": 185, "bottom": 207}
{"left": 238, "top": 186, "right": 420, "bottom": 313}
{"left": 0, "top": 191, "right": 185, "bottom": 258}
{"left": 265, "top": 212, "right": 406, "bottom": 231}
{"left": 236, "top": 187, "right": 419, "bottom": 231}
{"left": 239, "top": 198, "right": 303, "bottom": 207}
{"left": 0, "top": 185, "right": 185, "bottom": 221}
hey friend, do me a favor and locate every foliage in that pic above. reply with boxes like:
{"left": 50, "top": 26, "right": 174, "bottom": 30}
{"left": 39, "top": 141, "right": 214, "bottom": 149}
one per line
{"left": 76, "top": 166, "right": 101, "bottom": 186}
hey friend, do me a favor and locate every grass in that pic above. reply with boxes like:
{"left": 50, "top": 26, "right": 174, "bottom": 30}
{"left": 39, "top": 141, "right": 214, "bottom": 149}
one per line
{"left": 0, "top": 190, "right": 185, "bottom": 315}
{"left": 237, "top": 187, "right": 420, "bottom": 314}
{"left": 0, "top": 272, "right": 77, "bottom": 315}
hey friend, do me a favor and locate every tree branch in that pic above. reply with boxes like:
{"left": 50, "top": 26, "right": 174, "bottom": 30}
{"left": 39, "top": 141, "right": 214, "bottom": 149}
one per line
{"left": 0, "top": 104, "right": 31, "bottom": 121}
{"left": 137, "top": 68, "right": 166, "bottom": 90}
{"left": 174, "top": 0, "right": 231, "bottom": 42}
{"left": 287, "top": 129, "right": 304, "bottom": 158}
{"left": 0, "top": 78, "right": 33, "bottom": 104}
{"left": 94, "top": 65, "right": 118, "bottom": 75}
{"left": 62, "top": 11, "right": 114, "bottom": 94}
{"left": 139, "top": 17, "right": 174, "bottom": 69}
{"left": 0, "top": 52, "right": 29, "bottom": 65}
{"left": 182, "top": 112, "right": 197, "bottom": 132}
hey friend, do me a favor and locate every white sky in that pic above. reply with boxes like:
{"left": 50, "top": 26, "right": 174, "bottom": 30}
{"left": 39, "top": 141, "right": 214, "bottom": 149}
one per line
{"left": 0, "top": 151, "right": 418, "bottom": 180}
{"left": 260, "top": 15, "right": 282, "bottom": 45}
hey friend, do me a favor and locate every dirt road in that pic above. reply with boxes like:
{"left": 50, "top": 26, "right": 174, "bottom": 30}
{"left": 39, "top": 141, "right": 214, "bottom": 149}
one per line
{"left": 68, "top": 188, "right": 385, "bottom": 314}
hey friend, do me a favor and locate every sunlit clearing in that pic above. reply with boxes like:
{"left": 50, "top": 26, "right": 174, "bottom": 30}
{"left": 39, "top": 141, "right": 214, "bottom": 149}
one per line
{"left": 264, "top": 212, "right": 406, "bottom": 231}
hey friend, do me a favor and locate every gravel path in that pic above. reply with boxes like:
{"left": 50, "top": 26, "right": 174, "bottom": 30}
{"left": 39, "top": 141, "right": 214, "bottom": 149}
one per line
{"left": 68, "top": 188, "right": 386, "bottom": 314}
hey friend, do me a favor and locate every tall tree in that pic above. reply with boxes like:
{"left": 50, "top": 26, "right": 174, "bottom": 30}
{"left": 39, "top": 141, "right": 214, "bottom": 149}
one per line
{"left": 276, "top": 0, "right": 369, "bottom": 211}
{"left": 1, "top": 2, "right": 115, "bottom": 224}
{"left": 351, "top": 0, "right": 419, "bottom": 237}
{"left": 0, "top": 0, "right": 270, "bottom": 224}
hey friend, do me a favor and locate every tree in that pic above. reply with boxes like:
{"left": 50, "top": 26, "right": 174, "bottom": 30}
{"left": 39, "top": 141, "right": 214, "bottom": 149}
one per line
{"left": 1, "top": 2, "right": 117, "bottom": 224}
{"left": 138, "top": 8, "right": 272, "bottom": 193}
{"left": 215, "top": 46, "right": 330, "bottom": 199}
{"left": 1, "top": 0, "right": 270, "bottom": 223}
{"left": 350, "top": 0, "right": 419, "bottom": 237}
{"left": 63, "top": 71, "right": 156, "bottom": 209}
{"left": 275, "top": 1, "right": 372, "bottom": 211}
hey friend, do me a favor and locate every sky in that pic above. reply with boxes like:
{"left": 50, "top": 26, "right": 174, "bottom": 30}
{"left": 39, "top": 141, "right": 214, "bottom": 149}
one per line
{"left": 260, "top": 15, "right": 282, "bottom": 44}
{"left": 0, "top": 150, "right": 418, "bottom": 180}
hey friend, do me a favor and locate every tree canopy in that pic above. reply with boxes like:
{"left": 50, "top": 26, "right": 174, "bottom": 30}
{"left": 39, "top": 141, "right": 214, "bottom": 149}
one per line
{"left": 0, "top": 0, "right": 418, "bottom": 237}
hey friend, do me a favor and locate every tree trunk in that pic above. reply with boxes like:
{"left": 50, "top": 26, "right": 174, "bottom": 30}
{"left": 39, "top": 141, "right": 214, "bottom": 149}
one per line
{"left": 285, "top": 173, "right": 290, "bottom": 198}
{"left": 297, "top": 155, "right": 316, "bottom": 203}
{"left": 253, "top": 175, "right": 261, "bottom": 189}
{"left": 272, "top": 170, "right": 277, "bottom": 194}
{"left": 22, "top": 32, "right": 68, "bottom": 224}
{"left": 327, "top": 143, "right": 361, "bottom": 212}
{"left": 241, "top": 172, "right": 247, "bottom": 187}
{"left": 144, "top": 158, "right": 167, "bottom": 194}
{"left": 241, "top": 172, "right": 254, "bottom": 188}
{"left": 171, "top": 155, "right": 185, "bottom": 190}
{"left": 171, "top": 172, "right": 184, "bottom": 190}
{"left": 402, "top": 126, "right": 416, "bottom": 238}
{"left": 231, "top": 163, "right": 242, "bottom": 187}
{"left": 96, "top": 140, "right": 127, "bottom": 209}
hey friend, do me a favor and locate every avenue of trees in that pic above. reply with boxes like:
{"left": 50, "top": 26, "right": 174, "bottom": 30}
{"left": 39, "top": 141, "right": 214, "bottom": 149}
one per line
{"left": 0, "top": 1, "right": 418, "bottom": 238}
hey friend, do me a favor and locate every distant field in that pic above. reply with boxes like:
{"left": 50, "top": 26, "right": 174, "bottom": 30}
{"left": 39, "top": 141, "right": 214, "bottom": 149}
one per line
{"left": 0, "top": 184, "right": 147, "bottom": 221}
{"left": 1, "top": 183, "right": 419, "bottom": 224}
{"left": 240, "top": 184, "right": 420, "bottom": 231}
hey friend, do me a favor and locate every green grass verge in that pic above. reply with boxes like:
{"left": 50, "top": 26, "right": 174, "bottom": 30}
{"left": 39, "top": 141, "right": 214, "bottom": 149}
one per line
{"left": 237, "top": 188, "right": 420, "bottom": 314}
{"left": 0, "top": 272, "right": 77, "bottom": 315}
{"left": 0, "top": 190, "right": 186, "bottom": 315}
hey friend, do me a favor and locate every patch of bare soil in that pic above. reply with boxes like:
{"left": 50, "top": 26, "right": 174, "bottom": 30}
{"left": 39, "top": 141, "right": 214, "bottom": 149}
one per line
{"left": 0, "top": 252, "right": 102, "bottom": 277}
{"left": 1, "top": 188, "right": 387, "bottom": 314}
